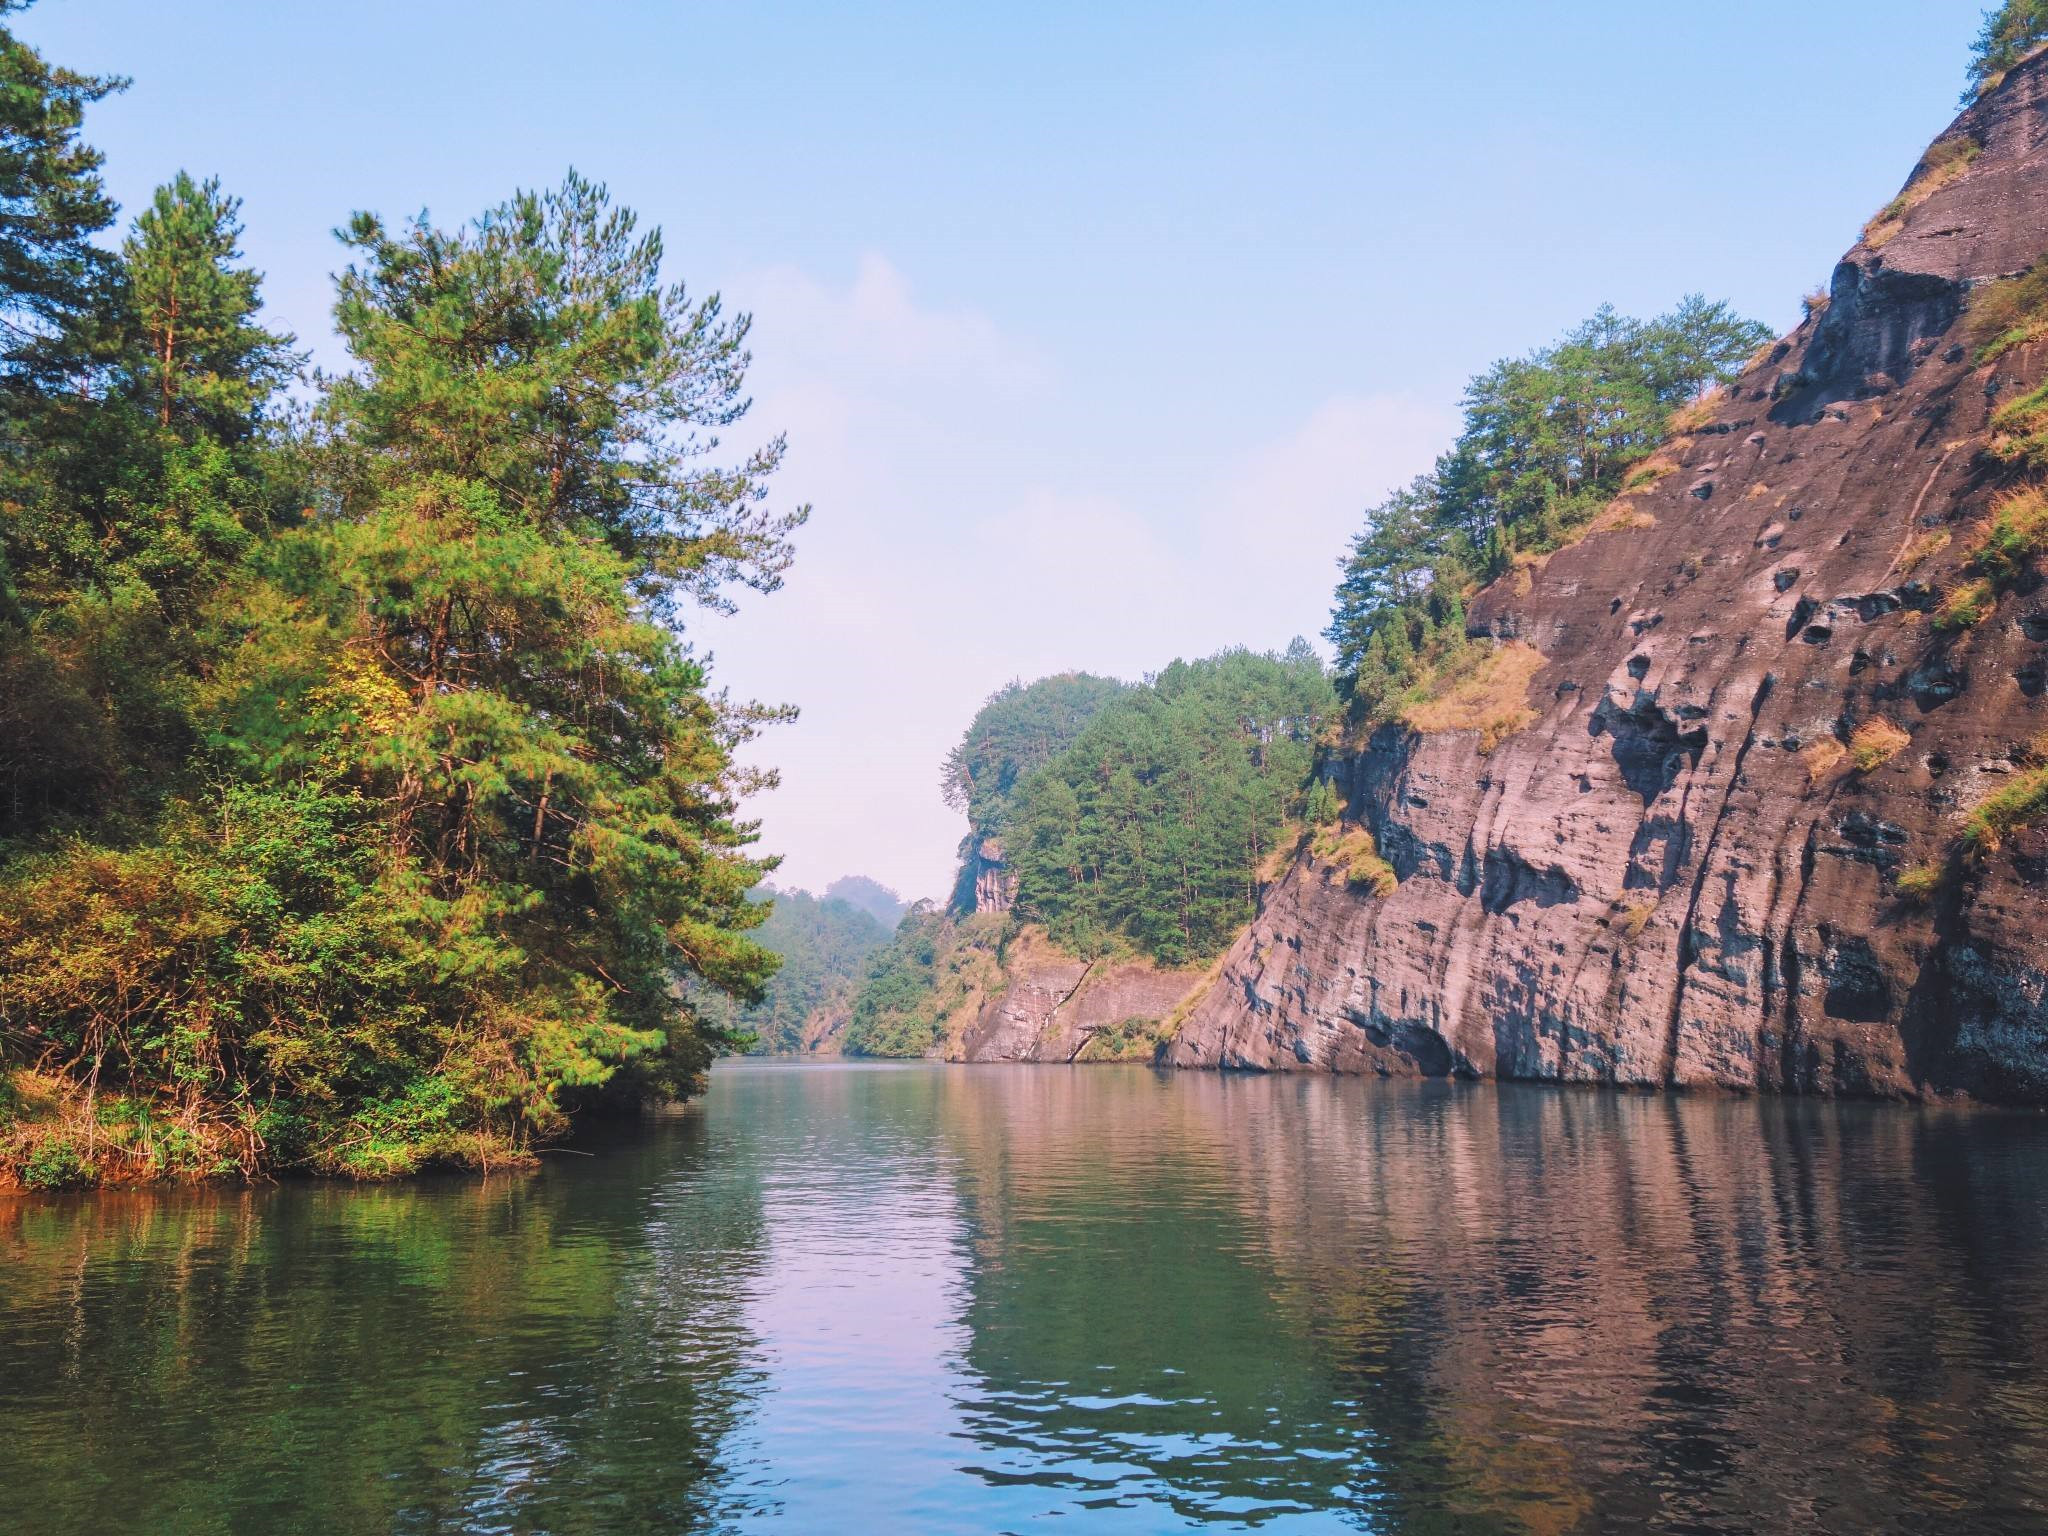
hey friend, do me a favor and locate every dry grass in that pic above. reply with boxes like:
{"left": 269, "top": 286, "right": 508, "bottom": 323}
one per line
{"left": 1968, "top": 260, "right": 2048, "bottom": 363}
{"left": 1508, "top": 550, "right": 1547, "bottom": 596}
{"left": 1616, "top": 901, "right": 1654, "bottom": 942}
{"left": 1934, "top": 576, "right": 1996, "bottom": 631}
{"left": 1400, "top": 641, "right": 1545, "bottom": 754}
{"left": 1666, "top": 391, "right": 1724, "bottom": 436}
{"left": 1621, "top": 455, "right": 1681, "bottom": 494}
{"left": 1801, "top": 287, "right": 1832, "bottom": 320}
{"left": 1966, "top": 766, "right": 2048, "bottom": 852}
{"left": 1587, "top": 497, "right": 1658, "bottom": 536}
{"left": 1311, "top": 825, "right": 1398, "bottom": 897}
{"left": 1899, "top": 529, "right": 1951, "bottom": 570}
{"left": 1863, "top": 133, "right": 1981, "bottom": 249}
{"left": 1802, "top": 738, "right": 1847, "bottom": 785}
{"left": 1849, "top": 718, "right": 1912, "bottom": 773}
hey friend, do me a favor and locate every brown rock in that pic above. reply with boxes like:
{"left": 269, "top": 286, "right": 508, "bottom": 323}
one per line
{"left": 1168, "top": 59, "right": 2048, "bottom": 1102}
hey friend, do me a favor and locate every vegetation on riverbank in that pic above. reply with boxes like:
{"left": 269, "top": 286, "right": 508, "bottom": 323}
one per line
{"left": 0, "top": 6, "right": 802, "bottom": 1185}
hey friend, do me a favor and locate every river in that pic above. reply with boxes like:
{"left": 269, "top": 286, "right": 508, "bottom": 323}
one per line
{"left": 3, "top": 1062, "right": 2046, "bottom": 1533}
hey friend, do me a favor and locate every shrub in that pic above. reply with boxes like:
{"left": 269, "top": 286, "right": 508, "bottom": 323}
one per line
{"left": 1863, "top": 135, "right": 1981, "bottom": 248}
{"left": 20, "top": 1138, "right": 92, "bottom": 1192}
{"left": 1989, "top": 383, "right": 2048, "bottom": 469}
{"left": 1966, "top": 766, "right": 2048, "bottom": 851}
{"left": 1311, "top": 825, "right": 1398, "bottom": 898}
{"left": 1849, "top": 718, "right": 1912, "bottom": 773}
{"left": 1348, "top": 848, "right": 1399, "bottom": 898}
{"left": 1966, "top": 485, "right": 2048, "bottom": 585}
{"left": 1894, "top": 864, "right": 1943, "bottom": 905}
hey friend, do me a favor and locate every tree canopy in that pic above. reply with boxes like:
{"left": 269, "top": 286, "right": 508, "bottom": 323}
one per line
{"left": 0, "top": 11, "right": 805, "bottom": 1184}
{"left": 1327, "top": 297, "right": 1768, "bottom": 721}
{"left": 699, "top": 886, "right": 894, "bottom": 1055}
{"left": 1968, "top": 1, "right": 2048, "bottom": 98}
{"left": 1004, "top": 645, "right": 1334, "bottom": 964}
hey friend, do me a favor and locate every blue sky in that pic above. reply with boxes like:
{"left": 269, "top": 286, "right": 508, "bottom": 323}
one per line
{"left": 24, "top": 0, "right": 1980, "bottom": 899}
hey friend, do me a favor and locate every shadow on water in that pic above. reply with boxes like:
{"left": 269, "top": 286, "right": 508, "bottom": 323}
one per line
{"left": 3, "top": 1062, "right": 2047, "bottom": 1534}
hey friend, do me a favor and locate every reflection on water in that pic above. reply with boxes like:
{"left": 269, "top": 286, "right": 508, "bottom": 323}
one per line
{"left": 3, "top": 1063, "right": 2046, "bottom": 1533}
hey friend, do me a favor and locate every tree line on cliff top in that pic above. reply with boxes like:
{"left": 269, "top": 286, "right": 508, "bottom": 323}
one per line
{"left": 0, "top": 2, "right": 805, "bottom": 1183}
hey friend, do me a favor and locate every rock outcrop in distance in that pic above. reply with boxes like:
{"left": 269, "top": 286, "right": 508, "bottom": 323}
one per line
{"left": 974, "top": 59, "right": 2048, "bottom": 1101}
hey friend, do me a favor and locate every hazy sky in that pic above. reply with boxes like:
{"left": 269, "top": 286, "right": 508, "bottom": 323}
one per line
{"left": 26, "top": 0, "right": 1976, "bottom": 900}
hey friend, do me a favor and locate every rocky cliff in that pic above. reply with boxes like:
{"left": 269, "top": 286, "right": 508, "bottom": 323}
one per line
{"left": 946, "top": 928, "right": 1208, "bottom": 1064}
{"left": 1162, "top": 62, "right": 2048, "bottom": 1102}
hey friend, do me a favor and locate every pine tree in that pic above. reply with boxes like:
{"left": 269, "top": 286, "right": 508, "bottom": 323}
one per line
{"left": 0, "top": 0, "right": 122, "bottom": 390}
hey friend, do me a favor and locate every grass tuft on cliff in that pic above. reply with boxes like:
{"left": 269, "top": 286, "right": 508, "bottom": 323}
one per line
{"left": 1965, "top": 766, "right": 2048, "bottom": 851}
{"left": 1399, "top": 641, "right": 1546, "bottom": 754}
{"left": 1969, "top": 258, "right": 2048, "bottom": 362}
{"left": 1850, "top": 718, "right": 1912, "bottom": 773}
{"left": 1311, "top": 824, "right": 1398, "bottom": 897}
{"left": 1863, "top": 133, "right": 1981, "bottom": 248}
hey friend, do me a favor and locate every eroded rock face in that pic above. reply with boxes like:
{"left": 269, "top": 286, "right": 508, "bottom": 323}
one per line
{"left": 1170, "top": 60, "right": 2048, "bottom": 1102}
{"left": 952, "top": 938, "right": 1207, "bottom": 1063}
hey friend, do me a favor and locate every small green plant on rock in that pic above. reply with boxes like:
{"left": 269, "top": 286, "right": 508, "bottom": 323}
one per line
{"left": 1966, "top": 766, "right": 2048, "bottom": 851}
{"left": 1894, "top": 864, "right": 1943, "bottom": 905}
{"left": 1969, "top": 260, "right": 2048, "bottom": 362}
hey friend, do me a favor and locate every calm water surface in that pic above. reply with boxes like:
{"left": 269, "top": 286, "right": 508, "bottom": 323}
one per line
{"left": 4, "top": 1062, "right": 2047, "bottom": 1534}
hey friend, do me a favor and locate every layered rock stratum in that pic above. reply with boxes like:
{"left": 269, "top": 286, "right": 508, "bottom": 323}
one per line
{"left": 968, "top": 61, "right": 2048, "bottom": 1101}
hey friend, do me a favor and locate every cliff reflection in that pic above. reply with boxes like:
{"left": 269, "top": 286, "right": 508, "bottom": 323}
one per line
{"left": 934, "top": 1069, "right": 2048, "bottom": 1534}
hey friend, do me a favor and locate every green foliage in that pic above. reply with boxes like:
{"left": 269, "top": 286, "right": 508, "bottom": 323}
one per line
{"left": 1326, "top": 297, "right": 1768, "bottom": 714}
{"left": 700, "top": 886, "right": 894, "bottom": 1054}
{"left": 1304, "top": 776, "right": 1341, "bottom": 828}
{"left": 1967, "top": 1, "right": 2048, "bottom": 100}
{"left": 1894, "top": 864, "right": 1943, "bottom": 905}
{"left": 20, "top": 1136, "right": 89, "bottom": 1191}
{"left": 1965, "top": 766, "right": 2048, "bottom": 851}
{"left": 0, "top": 13, "right": 805, "bottom": 1183}
{"left": 0, "top": 1, "right": 124, "bottom": 384}
{"left": 1005, "top": 644, "right": 1335, "bottom": 965}
{"left": 841, "top": 905, "right": 1005, "bottom": 1058}
{"left": 1967, "top": 259, "right": 2048, "bottom": 364}
{"left": 942, "top": 672, "right": 1128, "bottom": 840}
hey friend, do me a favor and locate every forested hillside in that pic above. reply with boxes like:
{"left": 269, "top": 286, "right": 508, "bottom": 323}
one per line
{"left": 698, "top": 884, "right": 897, "bottom": 1054}
{"left": 1326, "top": 299, "right": 1770, "bottom": 725}
{"left": 843, "top": 646, "right": 1334, "bottom": 1055}
{"left": 0, "top": 5, "right": 803, "bottom": 1185}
